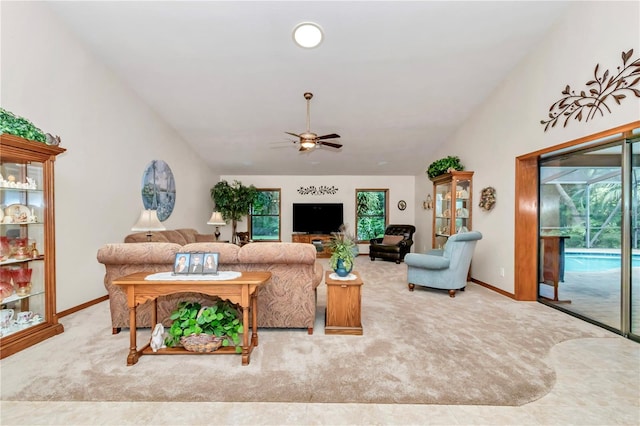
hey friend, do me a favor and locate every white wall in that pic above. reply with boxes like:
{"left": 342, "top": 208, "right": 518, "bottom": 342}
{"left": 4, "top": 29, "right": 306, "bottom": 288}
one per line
{"left": 1, "top": 2, "right": 218, "bottom": 311}
{"left": 221, "top": 175, "right": 416, "bottom": 252}
{"left": 420, "top": 1, "right": 640, "bottom": 293}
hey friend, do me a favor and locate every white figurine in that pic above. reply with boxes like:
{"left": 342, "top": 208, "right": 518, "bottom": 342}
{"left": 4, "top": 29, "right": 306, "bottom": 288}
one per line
{"left": 150, "top": 323, "right": 166, "bottom": 352}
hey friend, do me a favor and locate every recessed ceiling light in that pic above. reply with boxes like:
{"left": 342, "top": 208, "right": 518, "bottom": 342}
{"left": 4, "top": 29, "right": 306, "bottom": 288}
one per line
{"left": 292, "top": 22, "right": 323, "bottom": 49}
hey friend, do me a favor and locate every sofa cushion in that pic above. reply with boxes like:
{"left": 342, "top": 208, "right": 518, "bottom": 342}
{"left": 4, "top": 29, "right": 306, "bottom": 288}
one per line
{"left": 124, "top": 229, "right": 212, "bottom": 244}
{"left": 97, "top": 242, "right": 182, "bottom": 265}
{"left": 159, "top": 230, "right": 189, "bottom": 245}
{"left": 195, "top": 234, "right": 216, "bottom": 243}
{"left": 182, "top": 242, "right": 241, "bottom": 264}
{"left": 238, "top": 242, "right": 317, "bottom": 265}
{"left": 176, "top": 228, "right": 204, "bottom": 244}
{"left": 124, "top": 232, "right": 171, "bottom": 243}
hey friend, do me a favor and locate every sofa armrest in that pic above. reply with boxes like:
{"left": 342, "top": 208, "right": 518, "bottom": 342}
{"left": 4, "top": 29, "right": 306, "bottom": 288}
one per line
{"left": 404, "top": 253, "right": 450, "bottom": 270}
{"left": 399, "top": 239, "right": 413, "bottom": 248}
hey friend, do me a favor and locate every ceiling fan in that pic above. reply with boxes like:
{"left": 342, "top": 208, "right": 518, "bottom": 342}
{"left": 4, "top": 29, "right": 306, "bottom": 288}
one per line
{"left": 285, "top": 92, "right": 342, "bottom": 152}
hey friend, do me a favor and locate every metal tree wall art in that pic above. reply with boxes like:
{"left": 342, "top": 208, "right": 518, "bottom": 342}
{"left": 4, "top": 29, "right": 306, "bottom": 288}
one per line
{"left": 541, "top": 49, "right": 640, "bottom": 131}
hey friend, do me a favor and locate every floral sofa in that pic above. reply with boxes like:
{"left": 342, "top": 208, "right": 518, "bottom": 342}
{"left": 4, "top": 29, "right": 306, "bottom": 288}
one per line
{"left": 96, "top": 235, "right": 323, "bottom": 335}
{"left": 123, "top": 228, "right": 216, "bottom": 244}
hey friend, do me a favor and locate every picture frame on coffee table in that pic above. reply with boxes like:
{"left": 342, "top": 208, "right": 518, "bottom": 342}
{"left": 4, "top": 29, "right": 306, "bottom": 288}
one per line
{"left": 174, "top": 253, "right": 190, "bottom": 275}
{"left": 188, "top": 252, "right": 205, "bottom": 274}
{"left": 202, "top": 252, "right": 219, "bottom": 275}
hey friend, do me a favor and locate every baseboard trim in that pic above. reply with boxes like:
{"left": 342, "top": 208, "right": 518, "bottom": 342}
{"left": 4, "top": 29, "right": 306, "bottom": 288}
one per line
{"left": 56, "top": 279, "right": 512, "bottom": 318}
{"left": 57, "top": 295, "right": 109, "bottom": 318}
{"left": 470, "top": 278, "right": 515, "bottom": 299}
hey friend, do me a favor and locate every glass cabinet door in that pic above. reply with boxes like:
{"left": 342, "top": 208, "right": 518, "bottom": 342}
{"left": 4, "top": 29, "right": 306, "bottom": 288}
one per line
{"left": 454, "top": 177, "right": 472, "bottom": 234}
{"left": 0, "top": 161, "right": 46, "bottom": 337}
{"left": 434, "top": 181, "right": 451, "bottom": 249}
{"left": 431, "top": 171, "right": 474, "bottom": 249}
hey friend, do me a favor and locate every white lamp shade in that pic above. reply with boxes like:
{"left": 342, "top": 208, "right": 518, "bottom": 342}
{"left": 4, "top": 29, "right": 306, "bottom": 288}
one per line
{"left": 131, "top": 209, "right": 166, "bottom": 232}
{"left": 207, "top": 211, "right": 226, "bottom": 226}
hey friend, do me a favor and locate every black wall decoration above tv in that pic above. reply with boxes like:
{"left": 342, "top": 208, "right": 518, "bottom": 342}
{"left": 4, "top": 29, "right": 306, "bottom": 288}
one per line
{"left": 292, "top": 203, "right": 343, "bottom": 234}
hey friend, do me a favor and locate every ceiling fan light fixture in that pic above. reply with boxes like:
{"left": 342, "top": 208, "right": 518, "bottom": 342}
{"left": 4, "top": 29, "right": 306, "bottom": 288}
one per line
{"left": 300, "top": 139, "right": 316, "bottom": 149}
{"left": 292, "top": 22, "right": 323, "bottom": 48}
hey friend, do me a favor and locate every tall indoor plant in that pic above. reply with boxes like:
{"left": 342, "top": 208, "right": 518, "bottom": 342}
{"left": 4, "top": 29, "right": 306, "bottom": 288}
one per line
{"left": 210, "top": 180, "right": 257, "bottom": 244}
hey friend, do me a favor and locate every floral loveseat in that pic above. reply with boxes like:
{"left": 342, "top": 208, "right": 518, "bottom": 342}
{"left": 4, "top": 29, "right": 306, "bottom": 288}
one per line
{"left": 123, "top": 228, "right": 216, "bottom": 244}
{"left": 96, "top": 237, "right": 323, "bottom": 335}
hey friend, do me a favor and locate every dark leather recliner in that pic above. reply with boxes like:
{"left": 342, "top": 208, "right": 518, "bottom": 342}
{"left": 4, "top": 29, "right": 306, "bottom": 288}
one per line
{"left": 369, "top": 224, "right": 416, "bottom": 264}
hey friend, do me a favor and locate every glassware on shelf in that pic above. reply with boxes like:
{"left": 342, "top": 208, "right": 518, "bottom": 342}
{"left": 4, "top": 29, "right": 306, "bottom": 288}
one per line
{"left": 10, "top": 268, "right": 32, "bottom": 297}
{"left": 10, "top": 238, "right": 30, "bottom": 260}
{"left": 0, "top": 237, "right": 10, "bottom": 261}
{"left": 0, "top": 269, "right": 14, "bottom": 300}
{"left": 29, "top": 240, "right": 39, "bottom": 258}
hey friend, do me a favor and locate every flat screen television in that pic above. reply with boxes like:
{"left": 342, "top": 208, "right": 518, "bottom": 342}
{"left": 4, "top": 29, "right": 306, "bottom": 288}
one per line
{"left": 293, "top": 203, "right": 343, "bottom": 234}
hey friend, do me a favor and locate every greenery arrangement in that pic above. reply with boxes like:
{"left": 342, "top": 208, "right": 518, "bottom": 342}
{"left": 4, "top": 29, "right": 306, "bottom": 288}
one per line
{"left": 426, "top": 156, "right": 464, "bottom": 179}
{"left": 165, "top": 300, "right": 243, "bottom": 353}
{"left": 211, "top": 180, "right": 257, "bottom": 244}
{"left": 0, "top": 108, "right": 46, "bottom": 143}
{"left": 327, "top": 231, "right": 357, "bottom": 272}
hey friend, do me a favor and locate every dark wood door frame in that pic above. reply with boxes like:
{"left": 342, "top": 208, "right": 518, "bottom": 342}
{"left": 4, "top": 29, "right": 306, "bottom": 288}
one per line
{"left": 514, "top": 121, "right": 640, "bottom": 301}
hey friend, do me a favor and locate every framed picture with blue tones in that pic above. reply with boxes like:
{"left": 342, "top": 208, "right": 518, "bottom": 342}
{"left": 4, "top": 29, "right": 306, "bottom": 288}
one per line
{"left": 141, "top": 160, "right": 175, "bottom": 221}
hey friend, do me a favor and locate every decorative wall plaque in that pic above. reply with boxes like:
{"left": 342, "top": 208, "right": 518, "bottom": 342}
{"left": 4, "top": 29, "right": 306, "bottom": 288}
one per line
{"left": 141, "top": 160, "right": 176, "bottom": 221}
{"left": 541, "top": 49, "right": 640, "bottom": 131}
{"left": 479, "top": 187, "right": 496, "bottom": 212}
{"left": 297, "top": 185, "right": 338, "bottom": 195}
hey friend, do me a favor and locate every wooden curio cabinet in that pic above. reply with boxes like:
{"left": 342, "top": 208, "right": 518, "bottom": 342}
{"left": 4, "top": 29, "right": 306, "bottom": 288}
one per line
{"left": 430, "top": 171, "right": 474, "bottom": 249}
{"left": 0, "top": 134, "right": 65, "bottom": 358}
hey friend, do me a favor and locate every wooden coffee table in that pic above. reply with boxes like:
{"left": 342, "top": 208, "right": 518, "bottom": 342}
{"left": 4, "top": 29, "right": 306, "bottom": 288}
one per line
{"left": 324, "top": 270, "right": 363, "bottom": 335}
{"left": 113, "top": 271, "right": 271, "bottom": 366}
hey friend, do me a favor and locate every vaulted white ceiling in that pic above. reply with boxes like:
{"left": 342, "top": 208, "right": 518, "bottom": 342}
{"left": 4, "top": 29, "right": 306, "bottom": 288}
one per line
{"left": 47, "top": 1, "right": 569, "bottom": 175}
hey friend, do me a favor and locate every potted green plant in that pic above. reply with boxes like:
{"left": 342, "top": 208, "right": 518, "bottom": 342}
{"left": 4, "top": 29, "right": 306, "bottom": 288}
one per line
{"left": 426, "top": 156, "right": 464, "bottom": 179}
{"left": 210, "top": 180, "right": 258, "bottom": 244}
{"left": 327, "top": 232, "right": 357, "bottom": 277}
{"left": 0, "top": 108, "right": 46, "bottom": 143}
{"left": 165, "top": 300, "right": 243, "bottom": 353}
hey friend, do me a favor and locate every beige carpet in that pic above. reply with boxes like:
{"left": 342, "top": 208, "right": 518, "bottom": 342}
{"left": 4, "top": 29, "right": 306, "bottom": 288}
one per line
{"left": 0, "top": 257, "right": 611, "bottom": 405}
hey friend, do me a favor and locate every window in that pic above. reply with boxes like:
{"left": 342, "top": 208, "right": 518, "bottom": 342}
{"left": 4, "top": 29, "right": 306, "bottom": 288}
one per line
{"left": 250, "top": 189, "right": 281, "bottom": 241}
{"left": 355, "top": 189, "right": 388, "bottom": 242}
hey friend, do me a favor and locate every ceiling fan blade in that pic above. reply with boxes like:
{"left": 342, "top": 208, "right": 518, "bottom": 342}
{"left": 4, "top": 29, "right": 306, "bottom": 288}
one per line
{"left": 319, "top": 141, "right": 343, "bottom": 149}
{"left": 285, "top": 132, "right": 302, "bottom": 138}
{"left": 317, "top": 133, "right": 341, "bottom": 140}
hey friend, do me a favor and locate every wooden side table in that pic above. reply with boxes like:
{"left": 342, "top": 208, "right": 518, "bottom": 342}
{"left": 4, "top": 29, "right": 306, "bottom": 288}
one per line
{"left": 324, "top": 270, "right": 363, "bottom": 335}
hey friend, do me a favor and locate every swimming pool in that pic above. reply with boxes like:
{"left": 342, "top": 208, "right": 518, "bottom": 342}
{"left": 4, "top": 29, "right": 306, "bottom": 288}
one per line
{"left": 565, "top": 252, "right": 640, "bottom": 272}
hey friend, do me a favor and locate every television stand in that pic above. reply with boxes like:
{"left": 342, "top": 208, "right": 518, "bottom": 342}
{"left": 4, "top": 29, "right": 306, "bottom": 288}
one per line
{"left": 291, "top": 234, "right": 333, "bottom": 258}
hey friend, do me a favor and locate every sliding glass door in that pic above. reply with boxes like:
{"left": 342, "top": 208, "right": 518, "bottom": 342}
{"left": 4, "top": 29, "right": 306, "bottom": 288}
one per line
{"left": 539, "top": 143, "right": 623, "bottom": 331}
{"left": 630, "top": 138, "right": 640, "bottom": 337}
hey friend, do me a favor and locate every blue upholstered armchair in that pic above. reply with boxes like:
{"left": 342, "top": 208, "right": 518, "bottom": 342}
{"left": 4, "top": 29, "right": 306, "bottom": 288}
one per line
{"left": 404, "top": 231, "right": 482, "bottom": 297}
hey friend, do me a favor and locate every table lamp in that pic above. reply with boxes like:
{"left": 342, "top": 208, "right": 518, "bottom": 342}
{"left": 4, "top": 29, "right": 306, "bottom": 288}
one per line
{"left": 207, "top": 211, "right": 226, "bottom": 241}
{"left": 132, "top": 209, "right": 166, "bottom": 241}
